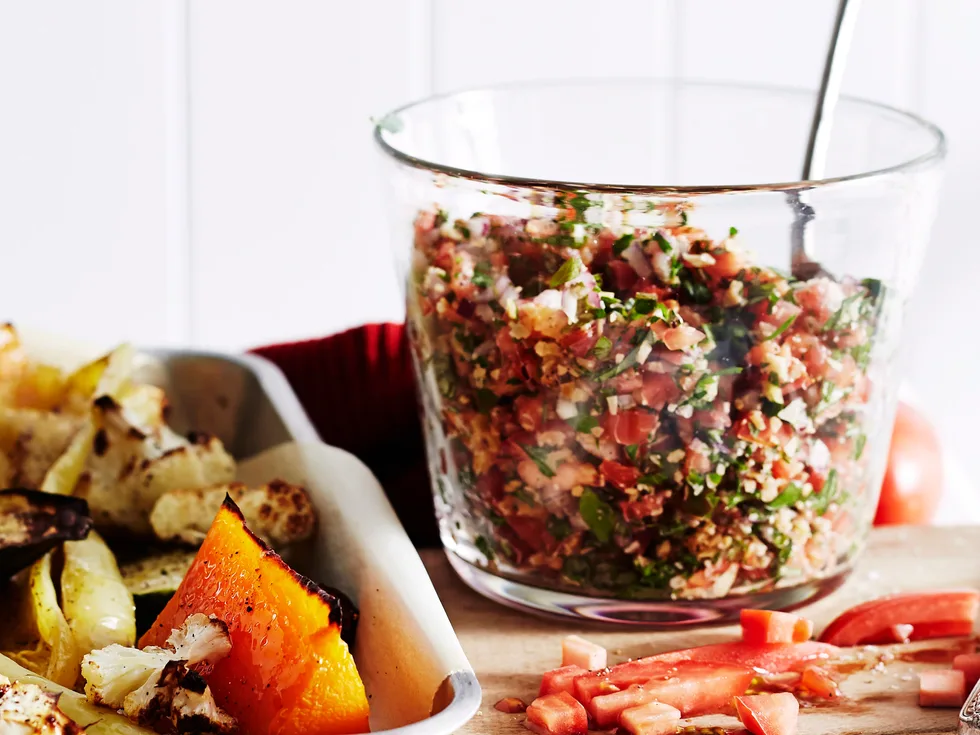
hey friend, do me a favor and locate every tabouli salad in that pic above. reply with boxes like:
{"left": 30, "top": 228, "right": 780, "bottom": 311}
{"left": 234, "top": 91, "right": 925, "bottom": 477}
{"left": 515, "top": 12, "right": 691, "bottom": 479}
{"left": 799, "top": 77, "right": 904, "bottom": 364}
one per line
{"left": 410, "top": 197, "right": 884, "bottom": 601}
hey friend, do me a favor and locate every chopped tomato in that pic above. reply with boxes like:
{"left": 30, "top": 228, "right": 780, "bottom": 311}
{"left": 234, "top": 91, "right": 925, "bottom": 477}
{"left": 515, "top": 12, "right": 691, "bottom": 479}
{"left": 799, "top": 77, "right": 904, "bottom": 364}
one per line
{"left": 625, "top": 641, "right": 838, "bottom": 674}
{"left": 540, "top": 665, "right": 588, "bottom": 698}
{"left": 514, "top": 395, "right": 546, "bottom": 432}
{"left": 606, "top": 260, "right": 638, "bottom": 292}
{"left": 560, "top": 325, "right": 600, "bottom": 358}
{"left": 639, "top": 373, "right": 680, "bottom": 410}
{"left": 819, "top": 590, "right": 980, "bottom": 646}
{"left": 574, "top": 669, "right": 651, "bottom": 708}
{"left": 618, "top": 700, "right": 681, "bottom": 735}
{"left": 524, "top": 692, "right": 588, "bottom": 735}
{"left": 588, "top": 662, "right": 752, "bottom": 725}
{"left": 953, "top": 653, "right": 980, "bottom": 693}
{"left": 600, "top": 460, "right": 641, "bottom": 490}
{"left": 734, "top": 692, "right": 800, "bottom": 735}
{"left": 799, "top": 665, "right": 840, "bottom": 699}
{"left": 561, "top": 636, "right": 607, "bottom": 671}
{"left": 919, "top": 669, "right": 966, "bottom": 708}
{"left": 740, "top": 609, "right": 814, "bottom": 645}
{"left": 604, "top": 409, "right": 659, "bottom": 445}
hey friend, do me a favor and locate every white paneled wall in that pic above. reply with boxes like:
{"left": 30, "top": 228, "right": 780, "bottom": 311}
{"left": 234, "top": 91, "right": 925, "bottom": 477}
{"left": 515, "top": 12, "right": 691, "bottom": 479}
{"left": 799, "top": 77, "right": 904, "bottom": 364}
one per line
{"left": 1, "top": 0, "right": 978, "bottom": 461}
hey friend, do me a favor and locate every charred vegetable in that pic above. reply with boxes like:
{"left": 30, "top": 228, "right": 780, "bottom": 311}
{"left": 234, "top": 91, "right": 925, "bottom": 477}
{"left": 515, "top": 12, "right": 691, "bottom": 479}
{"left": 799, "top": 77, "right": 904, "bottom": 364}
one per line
{"left": 322, "top": 585, "right": 360, "bottom": 647}
{"left": 120, "top": 551, "right": 196, "bottom": 636}
{"left": 0, "top": 490, "right": 91, "bottom": 579}
{"left": 140, "top": 497, "right": 369, "bottom": 735}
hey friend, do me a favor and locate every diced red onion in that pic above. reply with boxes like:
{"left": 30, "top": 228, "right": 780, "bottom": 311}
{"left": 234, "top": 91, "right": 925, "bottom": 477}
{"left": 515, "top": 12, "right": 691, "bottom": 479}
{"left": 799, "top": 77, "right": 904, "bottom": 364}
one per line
{"left": 555, "top": 399, "right": 579, "bottom": 420}
{"left": 561, "top": 291, "right": 578, "bottom": 323}
{"left": 534, "top": 289, "right": 563, "bottom": 309}
{"left": 622, "top": 240, "right": 653, "bottom": 278}
{"left": 617, "top": 394, "right": 636, "bottom": 410}
{"left": 468, "top": 215, "right": 490, "bottom": 237}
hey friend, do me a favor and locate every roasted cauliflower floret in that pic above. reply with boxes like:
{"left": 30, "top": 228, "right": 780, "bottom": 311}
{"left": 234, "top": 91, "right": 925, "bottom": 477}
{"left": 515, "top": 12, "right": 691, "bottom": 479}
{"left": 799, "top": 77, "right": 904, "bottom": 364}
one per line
{"left": 75, "top": 397, "right": 235, "bottom": 535}
{"left": 0, "top": 409, "right": 83, "bottom": 489}
{"left": 82, "top": 616, "right": 235, "bottom": 735}
{"left": 150, "top": 481, "right": 315, "bottom": 548}
{"left": 0, "top": 675, "right": 84, "bottom": 735}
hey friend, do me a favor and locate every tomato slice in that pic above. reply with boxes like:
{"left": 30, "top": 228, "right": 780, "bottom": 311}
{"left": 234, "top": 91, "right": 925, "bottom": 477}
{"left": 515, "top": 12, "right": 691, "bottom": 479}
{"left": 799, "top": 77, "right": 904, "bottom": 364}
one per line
{"left": 954, "top": 653, "right": 980, "bottom": 693}
{"left": 540, "top": 665, "right": 588, "bottom": 698}
{"left": 600, "top": 460, "right": 641, "bottom": 490}
{"left": 799, "top": 665, "right": 840, "bottom": 699}
{"left": 525, "top": 692, "right": 588, "bottom": 735}
{"left": 819, "top": 590, "right": 980, "bottom": 646}
{"left": 604, "top": 409, "right": 659, "bottom": 445}
{"left": 588, "top": 662, "right": 753, "bottom": 726}
{"left": 618, "top": 700, "right": 681, "bottom": 735}
{"left": 740, "top": 609, "right": 814, "bottom": 645}
{"left": 919, "top": 669, "right": 966, "bottom": 708}
{"left": 561, "top": 636, "right": 607, "bottom": 671}
{"left": 632, "top": 641, "right": 838, "bottom": 673}
{"left": 734, "top": 693, "right": 800, "bottom": 735}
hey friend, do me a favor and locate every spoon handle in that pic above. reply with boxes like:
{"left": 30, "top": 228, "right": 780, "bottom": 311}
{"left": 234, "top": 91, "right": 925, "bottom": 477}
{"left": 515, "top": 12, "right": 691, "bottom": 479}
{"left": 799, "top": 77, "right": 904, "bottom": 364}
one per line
{"left": 802, "top": 0, "right": 864, "bottom": 180}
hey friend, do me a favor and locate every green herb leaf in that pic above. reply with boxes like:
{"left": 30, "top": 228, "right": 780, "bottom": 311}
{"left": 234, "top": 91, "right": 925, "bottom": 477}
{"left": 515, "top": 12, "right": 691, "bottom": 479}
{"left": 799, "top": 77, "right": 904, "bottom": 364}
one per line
{"left": 654, "top": 232, "right": 672, "bottom": 254}
{"left": 729, "top": 226, "right": 739, "bottom": 237}
{"left": 579, "top": 489, "right": 616, "bottom": 543}
{"left": 624, "top": 444, "right": 639, "bottom": 463}
{"left": 811, "top": 469, "right": 840, "bottom": 515}
{"left": 680, "top": 211, "right": 689, "bottom": 226}
{"left": 574, "top": 414, "right": 600, "bottom": 434}
{"left": 853, "top": 434, "right": 867, "bottom": 460}
{"left": 596, "top": 330, "right": 653, "bottom": 381}
{"left": 549, "top": 257, "right": 581, "bottom": 288}
{"left": 767, "top": 483, "right": 803, "bottom": 509}
{"left": 474, "top": 535, "right": 495, "bottom": 560}
{"left": 471, "top": 262, "right": 493, "bottom": 289}
{"left": 569, "top": 192, "right": 591, "bottom": 220}
{"left": 521, "top": 444, "right": 556, "bottom": 478}
{"left": 613, "top": 233, "right": 634, "bottom": 256}
{"left": 763, "top": 313, "right": 798, "bottom": 341}
{"left": 592, "top": 336, "right": 612, "bottom": 359}
{"left": 547, "top": 516, "right": 572, "bottom": 540}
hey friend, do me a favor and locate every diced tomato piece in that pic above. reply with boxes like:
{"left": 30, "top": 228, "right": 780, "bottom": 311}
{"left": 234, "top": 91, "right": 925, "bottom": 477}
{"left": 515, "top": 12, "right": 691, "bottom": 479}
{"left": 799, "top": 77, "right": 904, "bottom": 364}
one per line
{"left": 560, "top": 325, "right": 600, "bottom": 358}
{"left": 799, "top": 665, "right": 840, "bottom": 699}
{"left": 954, "top": 653, "right": 980, "bottom": 692}
{"left": 662, "top": 325, "right": 705, "bottom": 351}
{"left": 591, "top": 686, "right": 659, "bottom": 729}
{"left": 587, "top": 662, "right": 752, "bottom": 724}
{"left": 573, "top": 669, "right": 651, "bottom": 707}
{"left": 514, "top": 395, "right": 545, "bottom": 432}
{"left": 640, "top": 373, "right": 680, "bottom": 410}
{"left": 561, "top": 636, "right": 607, "bottom": 671}
{"left": 606, "top": 260, "right": 638, "bottom": 292}
{"left": 540, "top": 665, "right": 588, "bottom": 697}
{"left": 741, "top": 609, "right": 814, "bottom": 645}
{"left": 604, "top": 409, "right": 659, "bottom": 445}
{"left": 632, "top": 641, "right": 838, "bottom": 674}
{"left": 918, "top": 669, "right": 966, "bottom": 708}
{"left": 600, "top": 460, "right": 641, "bottom": 490}
{"left": 524, "top": 692, "right": 588, "bottom": 735}
{"left": 619, "top": 700, "right": 681, "bottom": 735}
{"left": 909, "top": 619, "right": 976, "bottom": 640}
{"left": 734, "top": 692, "right": 800, "bottom": 735}
{"left": 819, "top": 590, "right": 980, "bottom": 646}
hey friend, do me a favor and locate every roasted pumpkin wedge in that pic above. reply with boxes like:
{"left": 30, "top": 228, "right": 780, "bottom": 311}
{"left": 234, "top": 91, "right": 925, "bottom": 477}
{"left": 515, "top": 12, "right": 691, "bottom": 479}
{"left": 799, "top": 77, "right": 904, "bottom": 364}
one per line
{"left": 139, "top": 497, "right": 369, "bottom": 735}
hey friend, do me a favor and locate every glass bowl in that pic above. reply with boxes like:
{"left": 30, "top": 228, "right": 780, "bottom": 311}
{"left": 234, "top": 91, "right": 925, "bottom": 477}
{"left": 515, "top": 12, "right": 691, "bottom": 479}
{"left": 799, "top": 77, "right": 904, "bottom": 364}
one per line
{"left": 374, "top": 79, "right": 945, "bottom": 625}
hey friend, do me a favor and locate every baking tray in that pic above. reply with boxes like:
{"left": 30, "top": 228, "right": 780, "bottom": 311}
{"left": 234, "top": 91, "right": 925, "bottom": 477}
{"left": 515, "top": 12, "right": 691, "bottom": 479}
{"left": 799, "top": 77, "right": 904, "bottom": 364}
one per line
{"left": 25, "top": 337, "right": 483, "bottom": 735}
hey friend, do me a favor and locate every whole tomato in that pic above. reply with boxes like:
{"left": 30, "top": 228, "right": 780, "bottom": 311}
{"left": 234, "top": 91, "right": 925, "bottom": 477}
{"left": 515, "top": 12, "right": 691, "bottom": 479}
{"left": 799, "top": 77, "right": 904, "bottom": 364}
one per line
{"left": 874, "top": 401, "right": 944, "bottom": 525}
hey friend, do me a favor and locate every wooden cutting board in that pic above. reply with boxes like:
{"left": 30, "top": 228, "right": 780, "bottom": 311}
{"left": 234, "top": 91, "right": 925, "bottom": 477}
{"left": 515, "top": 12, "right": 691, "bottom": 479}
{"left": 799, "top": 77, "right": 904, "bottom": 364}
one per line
{"left": 422, "top": 525, "right": 980, "bottom": 735}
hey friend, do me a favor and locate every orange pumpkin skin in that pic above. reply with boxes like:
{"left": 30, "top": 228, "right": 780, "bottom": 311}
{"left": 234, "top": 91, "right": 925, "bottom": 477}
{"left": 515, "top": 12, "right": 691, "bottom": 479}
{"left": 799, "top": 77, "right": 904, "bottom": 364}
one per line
{"left": 140, "top": 498, "right": 370, "bottom": 735}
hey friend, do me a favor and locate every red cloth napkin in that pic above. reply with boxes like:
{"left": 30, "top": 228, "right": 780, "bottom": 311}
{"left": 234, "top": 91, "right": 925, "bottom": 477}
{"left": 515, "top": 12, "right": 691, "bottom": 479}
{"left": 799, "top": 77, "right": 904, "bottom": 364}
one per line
{"left": 250, "top": 324, "right": 439, "bottom": 548}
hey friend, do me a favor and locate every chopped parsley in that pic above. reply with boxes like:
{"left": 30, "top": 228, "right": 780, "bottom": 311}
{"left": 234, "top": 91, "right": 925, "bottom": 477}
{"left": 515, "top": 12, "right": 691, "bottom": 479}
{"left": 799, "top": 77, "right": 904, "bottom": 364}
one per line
{"left": 521, "top": 444, "right": 555, "bottom": 478}
{"left": 763, "top": 313, "right": 798, "bottom": 341}
{"left": 550, "top": 257, "right": 581, "bottom": 288}
{"left": 613, "top": 233, "right": 634, "bottom": 256}
{"left": 579, "top": 489, "right": 616, "bottom": 543}
{"left": 471, "top": 262, "right": 493, "bottom": 289}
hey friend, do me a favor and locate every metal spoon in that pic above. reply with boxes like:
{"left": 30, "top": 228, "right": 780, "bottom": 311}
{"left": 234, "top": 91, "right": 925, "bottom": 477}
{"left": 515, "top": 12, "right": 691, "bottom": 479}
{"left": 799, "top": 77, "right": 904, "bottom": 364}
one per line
{"left": 790, "top": 0, "right": 863, "bottom": 281}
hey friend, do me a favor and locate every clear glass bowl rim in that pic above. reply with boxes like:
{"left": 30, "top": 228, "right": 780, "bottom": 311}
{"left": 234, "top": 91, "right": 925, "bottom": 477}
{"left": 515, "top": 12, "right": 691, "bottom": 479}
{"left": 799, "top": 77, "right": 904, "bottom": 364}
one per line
{"left": 373, "top": 77, "right": 946, "bottom": 196}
